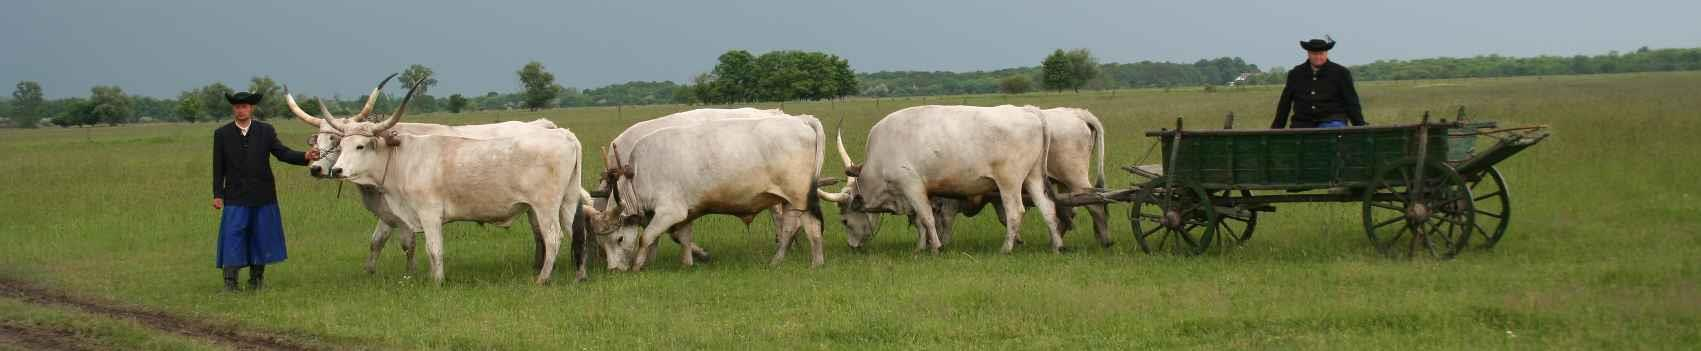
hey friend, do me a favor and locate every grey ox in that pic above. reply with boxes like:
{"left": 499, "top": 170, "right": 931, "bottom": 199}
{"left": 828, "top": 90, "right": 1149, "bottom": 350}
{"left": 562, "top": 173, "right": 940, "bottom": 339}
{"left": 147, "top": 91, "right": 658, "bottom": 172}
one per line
{"left": 818, "top": 105, "right": 1067, "bottom": 254}
{"left": 286, "top": 74, "right": 570, "bottom": 276}
{"left": 922, "top": 107, "right": 1109, "bottom": 248}
{"left": 322, "top": 79, "right": 590, "bottom": 285}
{"left": 589, "top": 114, "right": 827, "bottom": 271}
{"left": 590, "top": 108, "right": 808, "bottom": 271}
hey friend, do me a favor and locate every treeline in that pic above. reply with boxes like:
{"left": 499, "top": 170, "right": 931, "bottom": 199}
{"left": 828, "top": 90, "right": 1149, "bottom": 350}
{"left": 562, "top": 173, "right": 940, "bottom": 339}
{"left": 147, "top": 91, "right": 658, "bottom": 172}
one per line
{"left": 7, "top": 47, "right": 1701, "bottom": 128}
{"left": 1242, "top": 46, "right": 1701, "bottom": 85}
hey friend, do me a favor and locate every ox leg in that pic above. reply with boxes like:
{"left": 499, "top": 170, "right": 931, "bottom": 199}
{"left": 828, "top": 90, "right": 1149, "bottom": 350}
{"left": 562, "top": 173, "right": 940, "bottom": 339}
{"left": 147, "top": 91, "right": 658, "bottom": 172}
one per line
{"left": 996, "top": 190, "right": 1027, "bottom": 255}
{"left": 531, "top": 207, "right": 565, "bottom": 285}
{"left": 933, "top": 199, "right": 958, "bottom": 246}
{"left": 901, "top": 186, "right": 941, "bottom": 254}
{"left": 674, "top": 222, "right": 698, "bottom": 267}
{"left": 770, "top": 210, "right": 804, "bottom": 266}
{"left": 988, "top": 200, "right": 1024, "bottom": 245}
{"left": 420, "top": 214, "right": 448, "bottom": 285}
{"left": 364, "top": 221, "right": 393, "bottom": 274}
{"left": 1088, "top": 202, "right": 1111, "bottom": 248}
{"left": 400, "top": 229, "right": 418, "bottom": 274}
{"left": 634, "top": 209, "right": 687, "bottom": 271}
{"left": 803, "top": 209, "right": 825, "bottom": 267}
{"left": 1025, "top": 176, "right": 1066, "bottom": 254}
{"left": 527, "top": 212, "right": 547, "bottom": 271}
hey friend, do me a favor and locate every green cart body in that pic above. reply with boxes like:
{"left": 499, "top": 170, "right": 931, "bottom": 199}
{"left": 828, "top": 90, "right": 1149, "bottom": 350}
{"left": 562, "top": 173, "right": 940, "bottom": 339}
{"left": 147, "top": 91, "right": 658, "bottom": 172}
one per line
{"left": 1112, "top": 114, "right": 1548, "bottom": 258}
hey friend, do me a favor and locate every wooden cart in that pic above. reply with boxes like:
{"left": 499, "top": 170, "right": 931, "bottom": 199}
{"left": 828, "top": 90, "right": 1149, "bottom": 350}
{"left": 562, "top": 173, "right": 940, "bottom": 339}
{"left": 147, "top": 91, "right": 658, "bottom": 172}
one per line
{"left": 1063, "top": 110, "right": 1549, "bottom": 258}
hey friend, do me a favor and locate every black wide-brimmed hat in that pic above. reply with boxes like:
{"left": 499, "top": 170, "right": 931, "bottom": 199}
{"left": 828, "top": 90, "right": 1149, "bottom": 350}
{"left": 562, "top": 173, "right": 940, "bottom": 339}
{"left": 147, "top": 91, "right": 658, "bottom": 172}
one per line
{"left": 225, "top": 91, "right": 263, "bottom": 105}
{"left": 1300, "top": 35, "right": 1336, "bottom": 52}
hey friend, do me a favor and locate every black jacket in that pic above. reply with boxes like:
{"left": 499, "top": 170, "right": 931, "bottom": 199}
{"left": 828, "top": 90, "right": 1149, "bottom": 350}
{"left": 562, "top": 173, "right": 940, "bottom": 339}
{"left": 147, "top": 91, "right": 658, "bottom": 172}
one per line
{"left": 212, "top": 121, "right": 308, "bottom": 206}
{"left": 1272, "top": 60, "right": 1366, "bottom": 128}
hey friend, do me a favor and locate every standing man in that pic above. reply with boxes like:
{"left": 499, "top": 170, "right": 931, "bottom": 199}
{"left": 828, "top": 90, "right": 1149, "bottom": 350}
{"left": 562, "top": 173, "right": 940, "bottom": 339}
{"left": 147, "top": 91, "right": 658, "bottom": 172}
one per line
{"left": 1272, "top": 36, "right": 1368, "bottom": 129}
{"left": 212, "top": 91, "right": 318, "bottom": 292}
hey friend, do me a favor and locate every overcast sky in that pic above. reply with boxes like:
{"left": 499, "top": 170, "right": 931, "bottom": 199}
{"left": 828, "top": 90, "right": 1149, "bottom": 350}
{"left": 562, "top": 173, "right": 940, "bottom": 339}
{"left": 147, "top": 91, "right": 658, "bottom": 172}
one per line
{"left": 3, "top": 0, "right": 1696, "bottom": 98}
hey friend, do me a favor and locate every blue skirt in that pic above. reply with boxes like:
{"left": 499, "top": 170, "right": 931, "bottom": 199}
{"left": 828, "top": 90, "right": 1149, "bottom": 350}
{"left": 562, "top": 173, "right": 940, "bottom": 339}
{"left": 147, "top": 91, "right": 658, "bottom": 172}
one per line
{"left": 216, "top": 204, "right": 289, "bottom": 268}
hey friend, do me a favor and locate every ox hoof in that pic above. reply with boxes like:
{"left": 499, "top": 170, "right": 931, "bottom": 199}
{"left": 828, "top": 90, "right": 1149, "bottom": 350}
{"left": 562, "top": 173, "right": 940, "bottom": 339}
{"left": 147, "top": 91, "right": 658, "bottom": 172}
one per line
{"left": 1054, "top": 246, "right": 1072, "bottom": 254}
{"left": 693, "top": 252, "right": 713, "bottom": 263}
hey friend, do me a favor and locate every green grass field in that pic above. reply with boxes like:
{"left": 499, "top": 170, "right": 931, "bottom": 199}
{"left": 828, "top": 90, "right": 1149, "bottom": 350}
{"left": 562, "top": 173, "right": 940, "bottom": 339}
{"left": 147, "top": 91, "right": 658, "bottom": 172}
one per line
{"left": 2, "top": 72, "right": 1698, "bottom": 349}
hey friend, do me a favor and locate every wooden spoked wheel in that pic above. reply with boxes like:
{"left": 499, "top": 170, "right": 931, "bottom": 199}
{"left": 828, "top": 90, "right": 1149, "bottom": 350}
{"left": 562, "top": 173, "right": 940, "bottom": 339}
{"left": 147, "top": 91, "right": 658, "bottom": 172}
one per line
{"left": 1465, "top": 166, "right": 1511, "bottom": 248}
{"left": 1362, "top": 160, "right": 1475, "bottom": 259}
{"left": 1132, "top": 181, "right": 1218, "bottom": 256}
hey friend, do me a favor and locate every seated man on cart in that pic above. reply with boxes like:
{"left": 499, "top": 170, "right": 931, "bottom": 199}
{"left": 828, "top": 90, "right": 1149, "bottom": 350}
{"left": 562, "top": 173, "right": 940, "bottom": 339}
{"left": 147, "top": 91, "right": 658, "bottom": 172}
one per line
{"left": 1272, "top": 35, "right": 1368, "bottom": 129}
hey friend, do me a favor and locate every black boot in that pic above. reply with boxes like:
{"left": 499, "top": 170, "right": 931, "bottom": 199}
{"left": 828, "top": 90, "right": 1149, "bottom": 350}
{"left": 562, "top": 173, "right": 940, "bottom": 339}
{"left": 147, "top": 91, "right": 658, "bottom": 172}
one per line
{"left": 222, "top": 267, "right": 242, "bottom": 293}
{"left": 248, "top": 265, "right": 265, "bottom": 291}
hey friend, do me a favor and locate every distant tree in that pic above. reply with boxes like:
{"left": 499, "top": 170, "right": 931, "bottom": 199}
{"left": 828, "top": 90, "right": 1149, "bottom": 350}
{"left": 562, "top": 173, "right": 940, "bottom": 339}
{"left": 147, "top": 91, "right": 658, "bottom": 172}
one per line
{"left": 11, "top": 81, "right": 44, "bottom": 128}
{"left": 690, "top": 73, "right": 719, "bottom": 104}
{"left": 175, "top": 93, "right": 202, "bottom": 123}
{"left": 998, "top": 75, "right": 1033, "bottom": 94}
{"left": 195, "top": 82, "right": 235, "bottom": 121}
{"left": 247, "top": 76, "right": 285, "bottom": 121}
{"left": 861, "top": 83, "right": 891, "bottom": 97}
{"left": 88, "top": 86, "right": 133, "bottom": 126}
{"left": 517, "top": 61, "right": 562, "bottom": 111}
{"left": 399, "top": 64, "right": 439, "bottom": 96}
{"left": 1040, "top": 49, "right": 1100, "bottom": 93}
{"left": 446, "top": 93, "right": 468, "bottom": 113}
{"left": 1065, "top": 49, "right": 1099, "bottom": 93}
{"left": 1041, "top": 49, "right": 1073, "bottom": 92}
{"left": 711, "top": 50, "right": 756, "bottom": 103}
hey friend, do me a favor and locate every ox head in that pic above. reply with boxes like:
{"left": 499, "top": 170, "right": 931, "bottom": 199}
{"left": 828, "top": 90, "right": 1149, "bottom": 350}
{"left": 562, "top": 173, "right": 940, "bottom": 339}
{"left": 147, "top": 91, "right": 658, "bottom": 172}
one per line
{"left": 285, "top": 73, "right": 398, "bottom": 178}
{"left": 817, "top": 125, "right": 885, "bottom": 249}
{"left": 322, "top": 76, "right": 426, "bottom": 185}
{"left": 581, "top": 145, "right": 639, "bottom": 271}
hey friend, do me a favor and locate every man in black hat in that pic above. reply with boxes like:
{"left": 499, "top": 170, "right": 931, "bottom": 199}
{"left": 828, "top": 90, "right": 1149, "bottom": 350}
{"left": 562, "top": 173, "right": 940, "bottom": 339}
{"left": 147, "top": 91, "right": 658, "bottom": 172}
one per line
{"left": 211, "top": 91, "right": 319, "bottom": 292}
{"left": 1272, "top": 36, "right": 1367, "bottom": 129}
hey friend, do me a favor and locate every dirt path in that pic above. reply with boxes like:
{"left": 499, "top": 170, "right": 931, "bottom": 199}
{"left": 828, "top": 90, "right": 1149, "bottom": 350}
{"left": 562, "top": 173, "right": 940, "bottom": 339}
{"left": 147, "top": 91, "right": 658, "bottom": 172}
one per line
{"left": 0, "top": 278, "right": 320, "bottom": 351}
{"left": 0, "top": 322, "right": 93, "bottom": 351}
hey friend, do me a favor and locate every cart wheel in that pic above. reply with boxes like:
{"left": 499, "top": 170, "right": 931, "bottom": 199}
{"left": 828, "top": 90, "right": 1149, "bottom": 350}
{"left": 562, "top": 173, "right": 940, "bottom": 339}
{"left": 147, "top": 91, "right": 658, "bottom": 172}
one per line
{"left": 1132, "top": 182, "right": 1218, "bottom": 256}
{"left": 1362, "top": 159, "right": 1475, "bottom": 259}
{"left": 1467, "top": 166, "right": 1511, "bottom": 248}
{"left": 1210, "top": 190, "right": 1258, "bottom": 245}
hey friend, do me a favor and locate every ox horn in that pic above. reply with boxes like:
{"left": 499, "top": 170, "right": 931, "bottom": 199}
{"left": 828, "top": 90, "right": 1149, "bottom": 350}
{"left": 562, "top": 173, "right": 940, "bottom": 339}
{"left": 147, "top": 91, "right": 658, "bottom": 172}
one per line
{"left": 355, "top": 73, "right": 398, "bottom": 122}
{"left": 817, "top": 189, "right": 850, "bottom": 203}
{"left": 834, "top": 117, "right": 859, "bottom": 176}
{"left": 373, "top": 77, "right": 424, "bottom": 133}
{"left": 314, "top": 97, "right": 347, "bottom": 132}
{"left": 282, "top": 85, "right": 322, "bottom": 127}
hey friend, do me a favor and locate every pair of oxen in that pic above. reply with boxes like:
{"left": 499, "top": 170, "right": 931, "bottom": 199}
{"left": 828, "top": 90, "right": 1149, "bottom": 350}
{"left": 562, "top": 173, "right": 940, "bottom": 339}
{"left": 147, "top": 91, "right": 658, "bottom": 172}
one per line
{"left": 289, "top": 75, "right": 1107, "bottom": 285}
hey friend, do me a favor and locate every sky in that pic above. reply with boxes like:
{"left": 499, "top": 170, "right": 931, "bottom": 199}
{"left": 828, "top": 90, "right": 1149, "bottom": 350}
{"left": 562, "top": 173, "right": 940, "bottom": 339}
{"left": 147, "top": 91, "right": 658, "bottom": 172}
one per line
{"left": 2, "top": 0, "right": 1697, "bottom": 99}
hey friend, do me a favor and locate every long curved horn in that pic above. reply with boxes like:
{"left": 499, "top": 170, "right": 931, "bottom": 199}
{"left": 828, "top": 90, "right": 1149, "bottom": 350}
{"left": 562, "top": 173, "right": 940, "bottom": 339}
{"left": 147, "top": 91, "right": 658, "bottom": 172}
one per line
{"left": 817, "top": 189, "right": 850, "bottom": 203}
{"left": 355, "top": 73, "right": 398, "bottom": 121}
{"left": 315, "top": 97, "right": 345, "bottom": 133}
{"left": 373, "top": 77, "right": 423, "bottom": 133}
{"left": 313, "top": 97, "right": 336, "bottom": 120}
{"left": 282, "top": 85, "right": 322, "bottom": 127}
{"left": 835, "top": 124, "right": 854, "bottom": 171}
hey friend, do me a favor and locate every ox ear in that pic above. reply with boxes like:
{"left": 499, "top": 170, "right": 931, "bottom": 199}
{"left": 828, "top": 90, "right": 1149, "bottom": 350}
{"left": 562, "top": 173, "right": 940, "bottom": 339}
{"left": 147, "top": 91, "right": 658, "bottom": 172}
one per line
{"left": 844, "top": 165, "right": 862, "bottom": 178}
{"left": 381, "top": 130, "right": 402, "bottom": 147}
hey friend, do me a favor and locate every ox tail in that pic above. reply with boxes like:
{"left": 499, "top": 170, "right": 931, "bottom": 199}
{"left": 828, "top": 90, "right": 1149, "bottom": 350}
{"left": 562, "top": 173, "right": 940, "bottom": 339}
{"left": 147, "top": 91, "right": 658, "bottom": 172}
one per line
{"left": 570, "top": 202, "right": 588, "bottom": 280}
{"left": 1076, "top": 109, "right": 1107, "bottom": 189}
{"left": 565, "top": 141, "right": 589, "bottom": 280}
{"left": 806, "top": 116, "right": 826, "bottom": 222}
{"left": 1036, "top": 106, "right": 1053, "bottom": 197}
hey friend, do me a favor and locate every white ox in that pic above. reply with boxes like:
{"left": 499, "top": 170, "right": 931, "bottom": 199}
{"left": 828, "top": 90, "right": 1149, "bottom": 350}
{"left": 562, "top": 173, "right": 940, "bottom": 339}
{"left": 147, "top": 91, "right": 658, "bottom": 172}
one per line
{"left": 591, "top": 108, "right": 801, "bottom": 270}
{"left": 285, "top": 75, "right": 568, "bottom": 275}
{"left": 590, "top": 115, "right": 827, "bottom": 271}
{"left": 923, "top": 107, "right": 1109, "bottom": 247}
{"left": 323, "top": 79, "right": 589, "bottom": 284}
{"left": 819, "top": 105, "right": 1066, "bottom": 254}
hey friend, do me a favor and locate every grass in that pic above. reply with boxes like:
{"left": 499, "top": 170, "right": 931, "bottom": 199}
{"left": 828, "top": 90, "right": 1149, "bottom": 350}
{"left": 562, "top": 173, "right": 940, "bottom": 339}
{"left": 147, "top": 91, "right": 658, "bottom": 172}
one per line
{"left": 1, "top": 71, "right": 1698, "bottom": 349}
